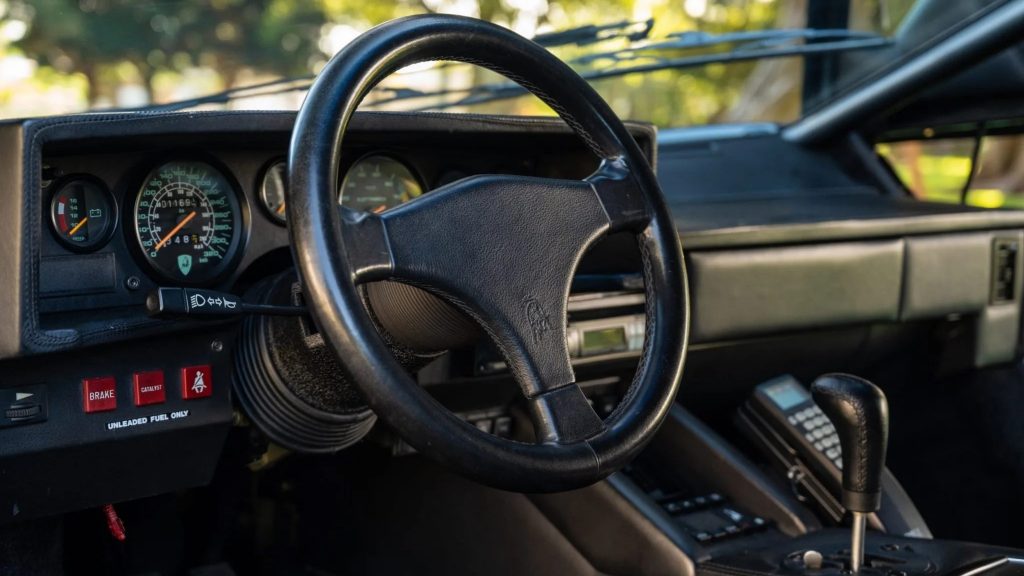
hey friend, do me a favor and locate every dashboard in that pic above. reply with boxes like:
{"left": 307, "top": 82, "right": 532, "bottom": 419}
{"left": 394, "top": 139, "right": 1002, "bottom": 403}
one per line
{"left": 0, "top": 111, "right": 655, "bottom": 522}
{"left": 5, "top": 110, "right": 1024, "bottom": 526}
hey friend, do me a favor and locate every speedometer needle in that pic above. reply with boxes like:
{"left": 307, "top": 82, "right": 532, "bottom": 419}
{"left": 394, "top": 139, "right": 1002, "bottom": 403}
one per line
{"left": 155, "top": 210, "right": 197, "bottom": 251}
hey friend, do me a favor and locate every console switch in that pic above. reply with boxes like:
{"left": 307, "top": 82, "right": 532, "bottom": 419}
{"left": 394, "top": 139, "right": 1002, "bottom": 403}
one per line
{"left": 133, "top": 371, "right": 166, "bottom": 406}
{"left": 82, "top": 376, "right": 117, "bottom": 413}
{"left": 181, "top": 365, "right": 212, "bottom": 399}
{"left": 0, "top": 384, "right": 47, "bottom": 427}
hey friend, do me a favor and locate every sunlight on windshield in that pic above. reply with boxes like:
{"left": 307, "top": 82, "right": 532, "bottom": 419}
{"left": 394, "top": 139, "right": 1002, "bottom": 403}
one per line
{"left": 0, "top": 0, "right": 926, "bottom": 126}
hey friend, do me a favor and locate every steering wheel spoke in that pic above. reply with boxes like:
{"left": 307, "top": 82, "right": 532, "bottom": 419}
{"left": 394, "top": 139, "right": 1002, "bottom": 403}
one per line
{"left": 529, "top": 382, "right": 605, "bottom": 444}
{"left": 586, "top": 158, "right": 652, "bottom": 232}
{"left": 340, "top": 207, "right": 394, "bottom": 284}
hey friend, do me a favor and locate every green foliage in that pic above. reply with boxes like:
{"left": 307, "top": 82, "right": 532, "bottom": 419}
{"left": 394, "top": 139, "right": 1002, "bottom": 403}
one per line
{"left": 12, "top": 0, "right": 331, "bottom": 97}
{"left": 878, "top": 137, "right": 1024, "bottom": 209}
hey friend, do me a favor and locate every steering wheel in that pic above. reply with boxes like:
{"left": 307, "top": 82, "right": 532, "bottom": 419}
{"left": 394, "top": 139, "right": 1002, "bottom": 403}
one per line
{"left": 288, "top": 14, "right": 688, "bottom": 492}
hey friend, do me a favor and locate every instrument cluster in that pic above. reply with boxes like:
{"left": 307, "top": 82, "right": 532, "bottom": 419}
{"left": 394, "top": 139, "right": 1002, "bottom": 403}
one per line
{"left": 46, "top": 152, "right": 426, "bottom": 286}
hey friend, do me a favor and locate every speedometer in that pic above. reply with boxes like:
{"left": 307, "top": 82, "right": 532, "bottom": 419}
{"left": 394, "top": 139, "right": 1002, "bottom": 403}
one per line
{"left": 132, "top": 160, "right": 245, "bottom": 284}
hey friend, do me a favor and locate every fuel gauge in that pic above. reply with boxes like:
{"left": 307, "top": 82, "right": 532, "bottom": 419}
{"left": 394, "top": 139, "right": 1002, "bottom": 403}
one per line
{"left": 49, "top": 177, "right": 116, "bottom": 251}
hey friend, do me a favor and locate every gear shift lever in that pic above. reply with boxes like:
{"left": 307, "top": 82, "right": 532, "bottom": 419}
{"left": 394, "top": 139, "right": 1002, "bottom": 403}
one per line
{"left": 810, "top": 374, "right": 889, "bottom": 573}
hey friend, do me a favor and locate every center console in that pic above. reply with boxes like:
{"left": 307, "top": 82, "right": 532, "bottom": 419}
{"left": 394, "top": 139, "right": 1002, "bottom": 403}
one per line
{"left": 621, "top": 463, "right": 771, "bottom": 545}
{"left": 689, "top": 375, "right": 1023, "bottom": 576}
{"left": 701, "top": 530, "right": 1024, "bottom": 576}
{"left": 527, "top": 372, "right": 1024, "bottom": 576}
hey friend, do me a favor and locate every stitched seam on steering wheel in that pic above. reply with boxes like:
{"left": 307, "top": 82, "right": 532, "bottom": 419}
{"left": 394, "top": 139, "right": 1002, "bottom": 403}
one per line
{"left": 606, "top": 233, "right": 655, "bottom": 423}
{"left": 432, "top": 56, "right": 610, "bottom": 159}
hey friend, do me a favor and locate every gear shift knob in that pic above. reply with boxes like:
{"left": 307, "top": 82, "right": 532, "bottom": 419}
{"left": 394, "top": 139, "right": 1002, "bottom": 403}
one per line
{"left": 810, "top": 374, "right": 889, "bottom": 511}
{"left": 811, "top": 373, "right": 889, "bottom": 572}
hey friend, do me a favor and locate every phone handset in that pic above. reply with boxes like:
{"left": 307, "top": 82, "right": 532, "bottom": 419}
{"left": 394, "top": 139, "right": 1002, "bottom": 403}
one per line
{"left": 737, "top": 374, "right": 931, "bottom": 538}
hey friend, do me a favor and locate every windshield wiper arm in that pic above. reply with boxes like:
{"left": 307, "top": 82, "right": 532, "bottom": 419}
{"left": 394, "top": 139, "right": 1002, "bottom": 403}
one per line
{"left": 146, "top": 27, "right": 887, "bottom": 114}
{"left": 110, "top": 75, "right": 315, "bottom": 113}
{"left": 573, "top": 28, "right": 886, "bottom": 65}
{"left": 122, "top": 24, "right": 888, "bottom": 115}
{"left": 363, "top": 30, "right": 891, "bottom": 112}
{"left": 532, "top": 18, "right": 654, "bottom": 47}
{"left": 116, "top": 19, "right": 656, "bottom": 114}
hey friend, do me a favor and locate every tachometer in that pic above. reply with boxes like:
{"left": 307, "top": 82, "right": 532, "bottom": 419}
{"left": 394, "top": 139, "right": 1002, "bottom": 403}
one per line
{"left": 132, "top": 160, "right": 244, "bottom": 284}
{"left": 340, "top": 154, "right": 423, "bottom": 212}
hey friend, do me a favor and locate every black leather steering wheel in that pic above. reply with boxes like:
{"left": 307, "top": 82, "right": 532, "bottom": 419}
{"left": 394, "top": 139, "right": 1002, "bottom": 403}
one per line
{"left": 288, "top": 14, "right": 688, "bottom": 492}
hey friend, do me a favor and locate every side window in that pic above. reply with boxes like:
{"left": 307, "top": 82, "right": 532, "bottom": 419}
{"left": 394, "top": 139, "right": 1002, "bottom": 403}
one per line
{"left": 877, "top": 135, "right": 1024, "bottom": 209}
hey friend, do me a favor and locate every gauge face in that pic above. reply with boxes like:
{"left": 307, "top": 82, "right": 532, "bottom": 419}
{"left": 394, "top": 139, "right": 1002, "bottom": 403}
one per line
{"left": 133, "top": 161, "right": 244, "bottom": 284}
{"left": 259, "top": 160, "right": 288, "bottom": 225}
{"left": 50, "top": 177, "right": 116, "bottom": 251}
{"left": 340, "top": 155, "right": 423, "bottom": 212}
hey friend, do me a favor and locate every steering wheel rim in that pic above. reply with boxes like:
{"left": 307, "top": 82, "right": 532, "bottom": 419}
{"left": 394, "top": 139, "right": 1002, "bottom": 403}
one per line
{"left": 288, "top": 14, "right": 689, "bottom": 492}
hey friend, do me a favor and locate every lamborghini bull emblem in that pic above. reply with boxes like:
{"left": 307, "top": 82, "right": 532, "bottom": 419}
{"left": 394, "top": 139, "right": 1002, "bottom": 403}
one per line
{"left": 177, "top": 254, "right": 193, "bottom": 276}
{"left": 524, "top": 296, "right": 552, "bottom": 344}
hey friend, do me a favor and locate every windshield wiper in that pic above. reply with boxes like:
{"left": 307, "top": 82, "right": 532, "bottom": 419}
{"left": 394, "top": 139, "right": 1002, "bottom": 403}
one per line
{"left": 366, "top": 28, "right": 891, "bottom": 112}
{"left": 573, "top": 28, "right": 885, "bottom": 65}
{"left": 109, "top": 75, "right": 314, "bottom": 113}
{"left": 118, "top": 19, "right": 656, "bottom": 114}
{"left": 123, "top": 24, "right": 889, "bottom": 115}
{"left": 532, "top": 18, "right": 653, "bottom": 47}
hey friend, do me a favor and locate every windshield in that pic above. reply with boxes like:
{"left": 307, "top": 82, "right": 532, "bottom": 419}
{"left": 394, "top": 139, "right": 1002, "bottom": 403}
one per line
{"left": 0, "top": 0, "right": 1005, "bottom": 127}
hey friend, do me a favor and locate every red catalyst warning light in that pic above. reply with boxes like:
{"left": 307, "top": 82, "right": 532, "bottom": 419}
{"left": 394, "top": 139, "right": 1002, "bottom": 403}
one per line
{"left": 132, "top": 371, "right": 166, "bottom": 406}
{"left": 82, "top": 376, "right": 117, "bottom": 413}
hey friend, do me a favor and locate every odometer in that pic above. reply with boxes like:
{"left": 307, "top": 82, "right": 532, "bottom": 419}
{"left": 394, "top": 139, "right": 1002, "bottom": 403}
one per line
{"left": 133, "top": 160, "right": 244, "bottom": 284}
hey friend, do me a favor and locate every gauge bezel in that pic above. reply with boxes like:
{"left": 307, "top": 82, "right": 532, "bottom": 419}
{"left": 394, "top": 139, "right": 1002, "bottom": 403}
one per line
{"left": 48, "top": 175, "right": 118, "bottom": 253}
{"left": 128, "top": 156, "right": 250, "bottom": 286}
{"left": 338, "top": 152, "right": 425, "bottom": 211}
{"left": 257, "top": 157, "right": 288, "bottom": 226}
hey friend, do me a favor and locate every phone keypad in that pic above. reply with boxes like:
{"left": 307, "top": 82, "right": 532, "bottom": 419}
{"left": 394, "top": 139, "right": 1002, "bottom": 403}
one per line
{"left": 787, "top": 405, "right": 842, "bottom": 469}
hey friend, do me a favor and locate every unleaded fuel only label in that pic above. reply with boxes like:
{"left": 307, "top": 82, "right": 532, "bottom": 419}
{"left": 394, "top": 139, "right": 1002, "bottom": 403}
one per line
{"left": 106, "top": 410, "right": 190, "bottom": 431}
